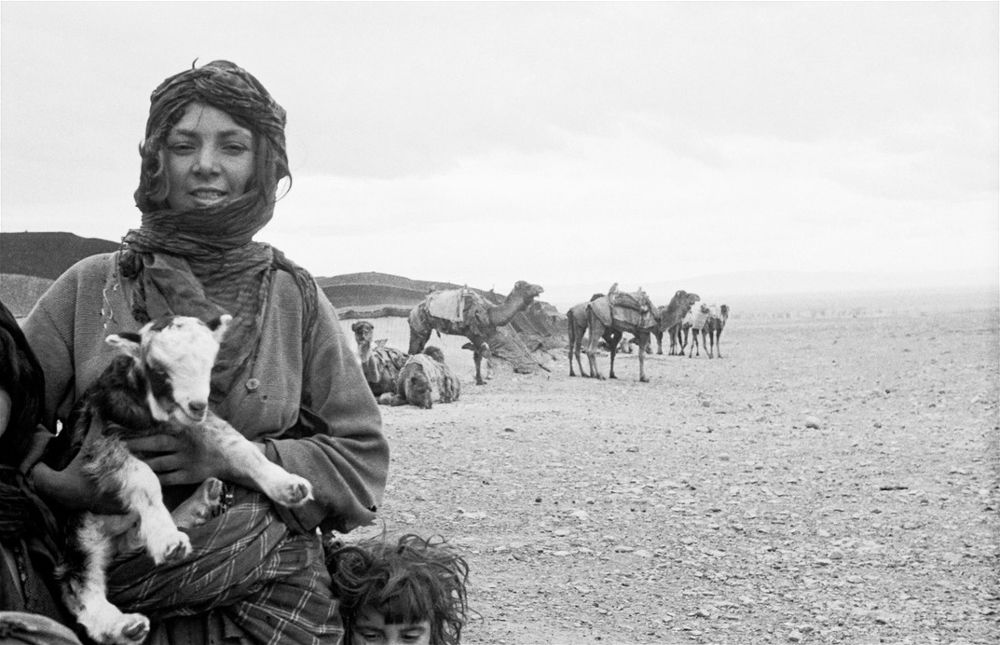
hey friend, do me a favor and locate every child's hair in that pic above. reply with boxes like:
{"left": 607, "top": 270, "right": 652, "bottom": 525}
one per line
{"left": 325, "top": 533, "right": 470, "bottom": 645}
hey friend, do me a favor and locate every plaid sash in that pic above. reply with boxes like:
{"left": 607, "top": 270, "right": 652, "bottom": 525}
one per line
{"left": 107, "top": 488, "right": 341, "bottom": 645}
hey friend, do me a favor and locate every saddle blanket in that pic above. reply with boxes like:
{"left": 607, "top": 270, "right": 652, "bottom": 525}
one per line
{"left": 426, "top": 289, "right": 468, "bottom": 323}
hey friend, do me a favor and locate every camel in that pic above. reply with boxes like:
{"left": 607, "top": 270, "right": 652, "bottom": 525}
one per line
{"left": 566, "top": 293, "right": 606, "bottom": 377}
{"left": 351, "top": 320, "right": 408, "bottom": 399}
{"left": 388, "top": 346, "right": 461, "bottom": 409}
{"left": 686, "top": 303, "right": 728, "bottom": 358}
{"left": 408, "top": 280, "right": 544, "bottom": 385}
{"left": 651, "top": 290, "right": 700, "bottom": 355}
{"left": 584, "top": 286, "right": 659, "bottom": 382}
{"left": 702, "top": 304, "right": 730, "bottom": 358}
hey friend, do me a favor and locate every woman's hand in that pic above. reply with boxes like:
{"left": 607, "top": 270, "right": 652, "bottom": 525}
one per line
{"left": 126, "top": 431, "right": 266, "bottom": 489}
{"left": 31, "top": 443, "right": 126, "bottom": 514}
{"left": 126, "top": 432, "right": 224, "bottom": 487}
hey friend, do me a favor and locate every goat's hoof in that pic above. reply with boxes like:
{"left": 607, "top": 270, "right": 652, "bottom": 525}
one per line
{"left": 91, "top": 612, "right": 148, "bottom": 645}
{"left": 268, "top": 475, "right": 314, "bottom": 507}
{"left": 149, "top": 531, "right": 191, "bottom": 564}
{"left": 172, "top": 477, "right": 225, "bottom": 529}
{"left": 120, "top": 615, "right": 150, "bottom": 642}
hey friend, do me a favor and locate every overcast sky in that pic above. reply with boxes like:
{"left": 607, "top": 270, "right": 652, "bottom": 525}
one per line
{"left": 2, "top": 1, "right": 997, "bottom": 302}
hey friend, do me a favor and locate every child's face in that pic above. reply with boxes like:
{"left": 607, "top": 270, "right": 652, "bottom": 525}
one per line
{"left": 351, "top": 607, "right": 431, "bottom": 645}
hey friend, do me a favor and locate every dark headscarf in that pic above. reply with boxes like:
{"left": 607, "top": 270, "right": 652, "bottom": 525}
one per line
{"left": 119, "top": 60, "right": 317, "bottom": 403}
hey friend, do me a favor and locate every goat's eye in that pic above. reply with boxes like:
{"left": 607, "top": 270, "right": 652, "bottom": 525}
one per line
{"left": 148, "top": 365, "right": 171, "bottom": 383}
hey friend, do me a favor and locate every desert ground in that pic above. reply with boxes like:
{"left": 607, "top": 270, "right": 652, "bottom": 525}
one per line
{"left": 343, "top": 296, "right": 999, "bottom": 644}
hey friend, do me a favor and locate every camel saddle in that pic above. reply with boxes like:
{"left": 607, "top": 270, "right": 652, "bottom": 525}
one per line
{"left": 590, "top": 291, "right": 657, "bottom": 330}
{"left": 426, "top": 289, "right": 473, "bottom": 323}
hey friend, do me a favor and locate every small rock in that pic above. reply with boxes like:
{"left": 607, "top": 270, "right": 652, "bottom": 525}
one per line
{"left": 804, "top": 416, "right": 821, "bottom": 429}
{"left": 788, "top": 630, "right": 803, "bottom": 642}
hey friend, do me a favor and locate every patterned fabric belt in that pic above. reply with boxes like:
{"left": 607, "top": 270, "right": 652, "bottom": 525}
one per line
{"left": 107, "top": 487, "right": 341, "bottom": 645}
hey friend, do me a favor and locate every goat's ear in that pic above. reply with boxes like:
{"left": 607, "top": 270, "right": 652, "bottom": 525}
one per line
{"left": 207, "top": 314, "right": 233, "bottom": 342}
{"left": 106, "top": 332, "right": 142, "bottom": 359}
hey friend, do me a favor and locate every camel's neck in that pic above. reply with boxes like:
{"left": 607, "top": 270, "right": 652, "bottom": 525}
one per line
{"left": 488, "top": 294, "right": 531, "bottom": 326}
{"left": 357, "top": 340, "right": 372, "bottom": 361}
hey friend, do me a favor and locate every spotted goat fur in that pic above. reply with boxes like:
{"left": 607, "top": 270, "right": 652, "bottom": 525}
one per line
{"left": 43, "top": 315, "right": 313, "bottom": 645}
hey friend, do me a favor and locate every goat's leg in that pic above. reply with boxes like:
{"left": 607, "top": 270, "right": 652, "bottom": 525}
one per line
{"left": 171, "top": 477, "right": 225, "bottom": 529}
{"left": 85, "top": 436, "right": 190, "bottom": 565}
{"left": 64, "top": 514, "right": 150, "bottom": 645}
{"left": 199, "top": 415, "right": 313, "bottom": 507}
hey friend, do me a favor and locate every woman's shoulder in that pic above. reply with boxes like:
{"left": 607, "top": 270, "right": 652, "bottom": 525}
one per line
{"left": 54, "top": 252, "right": 119, "bottom": 283}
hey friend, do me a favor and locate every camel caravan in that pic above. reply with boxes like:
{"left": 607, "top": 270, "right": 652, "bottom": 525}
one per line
{"left": 349, "top": 277, "right": 730, "bottom": 400}
{"left": 567, "top": 285, "right": 730, "bottom": 382}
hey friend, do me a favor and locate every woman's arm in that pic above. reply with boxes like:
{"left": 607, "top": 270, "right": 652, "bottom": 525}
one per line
{"left": 261, "top": 293, "right": 389, "bottom": 534}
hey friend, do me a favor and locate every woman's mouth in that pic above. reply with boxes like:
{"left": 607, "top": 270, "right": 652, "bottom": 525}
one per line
{"left": 189, "top": 188, "right": 228, "bottom": 205}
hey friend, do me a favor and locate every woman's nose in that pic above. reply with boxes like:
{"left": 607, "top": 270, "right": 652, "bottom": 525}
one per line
{"left": 192, "top": 148, "right": 221, "bottom": 175}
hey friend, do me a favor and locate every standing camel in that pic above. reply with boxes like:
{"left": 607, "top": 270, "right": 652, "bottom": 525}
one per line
{"left": 566, "top": 293, "right": 606, "bottom": 377}
{"left": 408, "top": 280, "right": 544, "bottom": 385}
{"left": 651, "top": 290, "right": 700, "bottom": 355}
{"left": 585, "top": 287, "right": 658, "bottom": 382}
{"left": 702, "top": 304, "right": 730, "bottom": 358}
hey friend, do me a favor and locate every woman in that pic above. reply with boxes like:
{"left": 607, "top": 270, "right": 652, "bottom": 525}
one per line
{"left": 22, "top": 60, "right": 389, "bottom": 644}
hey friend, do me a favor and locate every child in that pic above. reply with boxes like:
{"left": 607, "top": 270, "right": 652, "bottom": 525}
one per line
{"left": 325, "top": 533, "right": 470, "bottom": 645}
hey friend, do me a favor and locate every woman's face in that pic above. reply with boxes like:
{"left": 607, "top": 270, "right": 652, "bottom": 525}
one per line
{"left": 350, "top": 607, "right": 431, "bottom": 645}
{"left": 164, "top": 102, "right": 255, "bottom": 210}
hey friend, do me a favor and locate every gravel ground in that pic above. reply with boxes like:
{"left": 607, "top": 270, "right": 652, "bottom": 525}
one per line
{"left": 347, "top": 307, "right": 999, "bottom": 645}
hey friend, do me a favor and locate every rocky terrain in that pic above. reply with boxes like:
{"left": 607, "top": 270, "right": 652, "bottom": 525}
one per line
{"left": 349, "top": 306, "right": 999, "bottom": 644}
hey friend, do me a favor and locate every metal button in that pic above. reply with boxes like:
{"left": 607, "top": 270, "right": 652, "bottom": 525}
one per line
{"left": 245, "top": 378, "right": 260, "bottom": 392}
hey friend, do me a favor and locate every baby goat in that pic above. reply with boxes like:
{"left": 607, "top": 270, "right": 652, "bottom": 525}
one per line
{"left": 44, "top": 315, "right": 313, "bottom": 645}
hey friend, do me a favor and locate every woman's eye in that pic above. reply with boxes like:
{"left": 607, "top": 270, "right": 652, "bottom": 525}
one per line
{"left": 167, "top": 143, "right": 195, "bottom": 154}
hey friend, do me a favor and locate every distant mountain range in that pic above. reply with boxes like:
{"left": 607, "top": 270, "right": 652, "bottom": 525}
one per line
{"left": 1, "top": 232, "right": 120, "bottom": 280}
{"left": 3, "top": 232, "right": 995, "bottom": 318}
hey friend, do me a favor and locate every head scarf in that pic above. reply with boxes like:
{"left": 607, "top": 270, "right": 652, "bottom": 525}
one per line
{"left": 119, "top": 60, "right": 316, "bottom": 403}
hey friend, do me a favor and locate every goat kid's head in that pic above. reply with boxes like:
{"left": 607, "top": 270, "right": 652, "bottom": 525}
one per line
{"left": 106, "top": 315, "right": 232, "bottom": 424}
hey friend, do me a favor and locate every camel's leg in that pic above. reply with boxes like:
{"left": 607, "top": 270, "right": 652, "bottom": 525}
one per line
{"left": 689, "top": 329, "right": 698, "bottom": 357}
{"left": 585, "top": 318, "right": 605, "bottom": 380}
{"left": 568, "top": 321, "right": 585, "bottom": 377}
{"left": 473, "top": 349, "right": 485, "bottom": 385}
{"left": 407, "top": 328, "right": 431, "bottom": 356}
{"left": 716, "top": 330, "right": 723, "bottom": 358}
{"left": 607, "top": 330, "right": 622, "bottom": 379}
{"left": 638, "top": 331, "right": 650, "bottom": 382}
